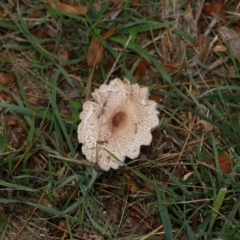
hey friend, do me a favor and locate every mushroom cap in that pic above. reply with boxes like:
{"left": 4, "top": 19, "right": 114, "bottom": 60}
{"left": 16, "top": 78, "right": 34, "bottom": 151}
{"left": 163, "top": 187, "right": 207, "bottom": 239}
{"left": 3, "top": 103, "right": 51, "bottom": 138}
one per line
{"left": 78, "top": 78, "right": 159, "bottom": 171}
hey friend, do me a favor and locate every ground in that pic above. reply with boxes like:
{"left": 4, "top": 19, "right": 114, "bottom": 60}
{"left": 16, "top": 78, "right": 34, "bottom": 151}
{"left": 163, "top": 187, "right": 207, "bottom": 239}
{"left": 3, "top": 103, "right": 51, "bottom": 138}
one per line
{"left": 0, "top": 0, "right": 240, "bottom": 239}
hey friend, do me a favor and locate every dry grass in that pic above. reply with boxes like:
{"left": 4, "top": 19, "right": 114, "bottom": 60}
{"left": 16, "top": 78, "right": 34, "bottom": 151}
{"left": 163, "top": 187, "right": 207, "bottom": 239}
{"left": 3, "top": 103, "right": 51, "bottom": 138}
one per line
{"left": 1, "top": 0, "right": 240, "bottom": 239}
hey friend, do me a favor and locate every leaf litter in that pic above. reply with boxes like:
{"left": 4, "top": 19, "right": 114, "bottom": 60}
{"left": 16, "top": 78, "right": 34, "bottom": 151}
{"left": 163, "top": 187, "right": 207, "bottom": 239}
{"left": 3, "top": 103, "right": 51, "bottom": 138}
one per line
{"left": 0, "top": 0, "right": 240, "bottom": 239}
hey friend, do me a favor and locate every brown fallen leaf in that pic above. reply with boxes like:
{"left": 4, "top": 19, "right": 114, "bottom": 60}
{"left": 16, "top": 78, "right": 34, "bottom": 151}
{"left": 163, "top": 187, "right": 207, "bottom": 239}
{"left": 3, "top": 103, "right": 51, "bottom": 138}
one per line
{"left": 134, "top": 60, "right": 150, "bottom": 81}
{"left": 227, "top": 66, "right": 239, "bottom": 78}
{"left": 0, "top": 72, "right": 17, "bottom": 87}
{"left": 0, "top": 7, "right": 5, "bottom": 15}
{"left": 219, "top": 26, "right": 240, "bottom": 63}
{"left": 185, "top": 89, "right": 203, "bottom": 107}
{"left": 27, "top": 95, "right": 42, "bottom": 106}
{"left": 192, "top": 211, "right": 200, "bottom": 233}
{"left": 129, "top": 208, "right": 151, "bottom": 234}
{"left": 31, "top": 27, "right": 50, "bottom": 39}
{"left": 67, "top": 87, "right": 80, "bottom": 99}
{"left": 71, "top": 133, "right": 78, "bottom": 146}
{"left": 0, "top": 92, "right": 16, "bottom": 103}
{"left": 203, "top": 2, "right": 225, "bottom": 20}
{"left": 213, "top": 44, "right": 227, "bottom": 53}
{"left": 18, "top": 134, "right": 27, "bottom": 147}
{"left": 31, "top": 9, "right": 43, "bottom": 18}
{"left": 87, "top": 29, "right": 115, "bottom": 67}
{"left": 27, "top": 9, "right": 44, "bottom": 25}
{"left": 48, "top": 0, "right": 88, "bottom": 15}
{"left": 104, "top": 198, "right": 122, "bottom": 224}
{"left": 218, "top": 155, "right": 231, "bottom": 173}
{"left": 197, "top": 120, "right": 213, "bottom": 132}
{"left": 87, "top": 36, "right": 104, "bottom": 67}
{"left": 59, "top": 187, "right": 77, "bottom": 202}
{"left": 58, "top": 221, "right": 67, "bottom": 230}
{"left": 162, "top": 63, "right": 180, "bottom": 74}
{"left": 57, "top": 46, "right": 69, "bottom": 66}
{"left": 16, "top": 125, "right": 25, "bottom": 135}
{"left": 124, "top": 172, "right": 139, "bottom": 194}
{"left": 101, "top": 57, "right": 115, "bottom": 72}
{"left": 150, "top": 94, "right": 163, "bottom": 104}
{"left": 6, "top": 116, "right": 18, "bottom": 129}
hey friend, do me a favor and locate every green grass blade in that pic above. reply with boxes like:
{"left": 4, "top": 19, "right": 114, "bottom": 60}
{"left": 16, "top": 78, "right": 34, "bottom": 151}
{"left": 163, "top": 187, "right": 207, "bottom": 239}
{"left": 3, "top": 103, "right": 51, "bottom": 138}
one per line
{"left": 156, "top": 188, "right": 174, "bottom": 240}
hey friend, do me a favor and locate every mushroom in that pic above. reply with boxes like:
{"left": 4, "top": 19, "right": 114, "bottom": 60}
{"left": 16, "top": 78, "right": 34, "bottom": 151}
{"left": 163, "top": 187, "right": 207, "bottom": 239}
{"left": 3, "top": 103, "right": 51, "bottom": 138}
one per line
{"left": 77, "top": 78, "right": 159, "bottom": 171}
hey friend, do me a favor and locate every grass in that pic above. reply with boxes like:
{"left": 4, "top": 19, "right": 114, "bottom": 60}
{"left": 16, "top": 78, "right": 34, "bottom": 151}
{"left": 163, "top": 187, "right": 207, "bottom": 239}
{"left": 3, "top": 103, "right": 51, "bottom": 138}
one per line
{"left": 0, "top": 0, "right": 240, "bottom": 239}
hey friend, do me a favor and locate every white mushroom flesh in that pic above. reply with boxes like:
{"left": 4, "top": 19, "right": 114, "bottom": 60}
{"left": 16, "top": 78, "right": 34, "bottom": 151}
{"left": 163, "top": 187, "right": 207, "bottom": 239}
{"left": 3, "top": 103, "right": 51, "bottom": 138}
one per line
{"left": 78, "top": 78, "right": 159, "bottom": 171}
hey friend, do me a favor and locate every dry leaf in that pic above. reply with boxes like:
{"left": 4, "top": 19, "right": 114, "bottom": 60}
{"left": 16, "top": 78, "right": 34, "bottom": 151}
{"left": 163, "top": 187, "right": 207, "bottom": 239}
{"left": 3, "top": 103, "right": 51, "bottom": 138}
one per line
{"left": 31, "top": 27, "right": 49, "bottom": 39}
{"left": 104, "top": 198, "right": 122, "bottom": 224}
{"left": 0, "top": 92, "right": 16, "bottom": 103}
{"left": 150, "top": 94, "right": 163, "bottom": 104}
{"left": 227, "top": 66, "right": 238, "bottom": 78}
{"left": 134, "top": 60, "right": 150, "bottom": 81}
{"left": 162, "top": 63, "right": 180, "bottom": 74}
{"left": 6, "top": 116, "right": 18, "bottom": 129}
{"left": 218, "top": 155, "right": 231, "bottom": 173}
{"left": 124, "top": 172, "right": 139, "bottom": 194}
{"left": 0, "top": 72, "right": 17, "bottom": 87}
{"left": 213, "top": 44, "right": 227, "bottom": 53}
{"left": 192, "top": 212, "right": 200, "bottom": 233}
{"left": 0, "top": 7, "right": 5, "bottom": 15}
{"left": 171, "top": 166, "right": 187, "bottom": 181}
{"left": 31, "top": 9, "right": 43, "bottom": 18}
{"left": 203, "top": 2, "right": 225, "bottom": 20}
{"left": 129, "top": 209, "right": 151, "bottom": 234}
{"left": 58, "top": 221, "right": 67, "bottom": 229}
{"left": 16, "top": 125, "right": 25, "bottom": 134}
{"left": 197, "top": 120, "right": 213, "bottom": 132}
{"left": 219, "top": 26, "right": 240, "bottom": 63}
{"left": 9, "top": 50, "right": 17, "bottom": 62}
{"left": 27, "top": 95, "right": 42, "bottom": 106}
{"left": 67, "top": 87, "right": 80, "bottom": 99}
{"left": 87, "top": 29, "right": 115, "bottom": 67}
{"left": 71, "top": 133, "right": 78, "bottom": 146}
{"left": 27, "top": 9, "right": 44, "bottom": 24}
{"left": 144, "top": 181, "right": 155, "bottom": 192}
{"left": 49, "top": 0, "right": 88, "bottom": 15}
{"left": 57, "top": 46, "right": 69, "bottom": 66}
{"left": 18, "top": 134, "right": 27, "bottom": 147}
{"left": 59, "top": 187, "right": 77, "bottom": 202}
{"left": 0, "top": 204, "right": 7, "bottom": 221}
{"left": 87, "top": 36, "right": 104, "bottom": 67}
{"left": 101, "top": 57, "right": 115, "bottom": 72}
{"left": 183, "top": 171, "right": 194, "bottom": 181}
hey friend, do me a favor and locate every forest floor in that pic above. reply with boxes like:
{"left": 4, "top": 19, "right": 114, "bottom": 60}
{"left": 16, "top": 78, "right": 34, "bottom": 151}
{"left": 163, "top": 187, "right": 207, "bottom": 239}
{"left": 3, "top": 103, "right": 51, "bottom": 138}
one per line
{"left": 0, "top": 1, "right": 240, "bottom": 239}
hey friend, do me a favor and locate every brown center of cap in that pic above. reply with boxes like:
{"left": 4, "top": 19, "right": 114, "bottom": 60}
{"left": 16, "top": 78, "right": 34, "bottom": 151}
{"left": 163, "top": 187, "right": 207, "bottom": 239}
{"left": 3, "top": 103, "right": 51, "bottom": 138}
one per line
{"left": 112, "top": 111, "right": 126, "bottom": 128}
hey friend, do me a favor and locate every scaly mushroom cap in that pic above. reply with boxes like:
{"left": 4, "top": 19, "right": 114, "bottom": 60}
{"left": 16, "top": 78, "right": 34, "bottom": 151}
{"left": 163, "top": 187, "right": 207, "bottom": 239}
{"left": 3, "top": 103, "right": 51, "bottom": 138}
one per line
{"left": 78, "top": 78, "right": 159, "bottom": 171}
